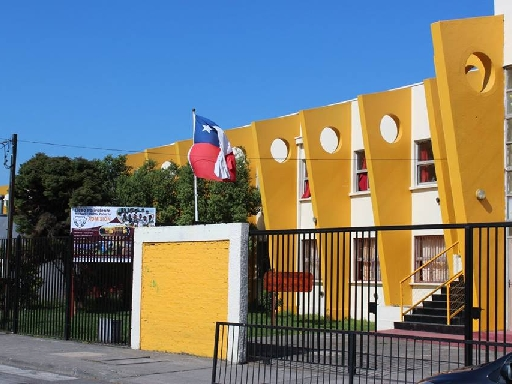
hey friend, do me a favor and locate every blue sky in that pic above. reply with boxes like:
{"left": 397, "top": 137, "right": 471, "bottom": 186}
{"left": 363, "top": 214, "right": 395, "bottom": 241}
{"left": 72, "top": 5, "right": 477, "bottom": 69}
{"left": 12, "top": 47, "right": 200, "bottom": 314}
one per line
{"left": 0, "top": 0, "right": 494, "bottom": 186}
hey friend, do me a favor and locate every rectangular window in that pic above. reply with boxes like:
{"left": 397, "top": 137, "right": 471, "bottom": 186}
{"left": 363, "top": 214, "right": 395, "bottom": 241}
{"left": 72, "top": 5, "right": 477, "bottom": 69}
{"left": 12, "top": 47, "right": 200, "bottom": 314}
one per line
{"left": 416, "top": 140, "right": 437, "bottom": 185}
{"left": 355, "top": 150, "right": 369, "bottom": 192}
{"left": 299, "top": 160, "right": 311, "bottom": 199}
{"left": 354, "top": 237, "right": 380, "bottom": 281}
{"left": 414, "top": 235, "right": 447, "bottom": 283}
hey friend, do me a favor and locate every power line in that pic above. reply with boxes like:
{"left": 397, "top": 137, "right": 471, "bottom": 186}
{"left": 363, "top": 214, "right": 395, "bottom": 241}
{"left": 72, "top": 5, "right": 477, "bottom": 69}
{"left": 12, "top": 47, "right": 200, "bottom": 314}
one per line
{"left": 18, "top": 139, "right": 142, "bottom": 154}
{"left": 3, "top": 137, "right": 448, "bottom": 162}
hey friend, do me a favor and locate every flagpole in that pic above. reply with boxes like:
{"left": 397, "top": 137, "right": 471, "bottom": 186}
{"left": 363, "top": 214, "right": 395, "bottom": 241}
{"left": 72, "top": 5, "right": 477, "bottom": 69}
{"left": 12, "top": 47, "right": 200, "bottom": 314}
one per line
{"left": 192, "top": 108, "right": 199, "bottom": 223}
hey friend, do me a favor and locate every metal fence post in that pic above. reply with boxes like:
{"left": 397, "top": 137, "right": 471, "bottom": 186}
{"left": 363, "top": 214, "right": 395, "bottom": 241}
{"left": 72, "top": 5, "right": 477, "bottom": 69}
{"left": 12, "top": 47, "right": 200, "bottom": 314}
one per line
{"left": 64, "top": 236, "right": 73, "bottom": 340}
{"left": 12, "top": 235, "right": 21, "bottom": 334}
{"left": 348, "top": 332, "right": 356, "bottom": 384}
{"left": 464, "top": 225, "right": 474, "bottom": 366}
{"left": 211, "top": 322, "right": 221, "bottom": 384}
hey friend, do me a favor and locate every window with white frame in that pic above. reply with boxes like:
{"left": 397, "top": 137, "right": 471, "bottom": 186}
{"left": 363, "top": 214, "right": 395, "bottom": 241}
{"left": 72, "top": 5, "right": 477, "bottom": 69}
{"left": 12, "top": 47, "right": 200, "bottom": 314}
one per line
{"left": 414, "top": 235, "right": 447, "bottom": 283}
{"left": 415, "top": 140, "right": 437, "bottom": 185}
{"left": 354, "top": 237, "right": 380, "bottom": 281}
{"left": 302, "top": 238, "right": 319, "bottom": 280}
{"left": 299, "top": 159, "right": 311, "bottom": 199}
{"left": 355, "top": 150, "right": 369, "bottom": 192}
{"left": 506, "top": 69, "right": 512, "bottom": 232}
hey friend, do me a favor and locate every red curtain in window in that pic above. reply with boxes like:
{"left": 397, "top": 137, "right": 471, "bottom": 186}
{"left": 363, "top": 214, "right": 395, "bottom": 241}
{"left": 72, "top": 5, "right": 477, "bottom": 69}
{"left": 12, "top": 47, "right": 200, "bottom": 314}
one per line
{"left": 420, "top": 148, "right": 429, "bottom": 182}
{"left": 358, "top": 156, "right": 368, "bottom": 191}
{"left": 358, "top": 173, "right": 368, "bottom": 191}
{"left": 301, "top": 180, "right": 311, "bottom": 199}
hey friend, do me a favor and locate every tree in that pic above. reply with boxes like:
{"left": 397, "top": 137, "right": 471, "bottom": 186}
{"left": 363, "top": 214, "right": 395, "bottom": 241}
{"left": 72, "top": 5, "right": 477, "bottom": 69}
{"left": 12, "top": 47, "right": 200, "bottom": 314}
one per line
{"left": 95, "top": 155, "right": 131, "bottom": 206}
{"left": 14, "top": 153, "right": 129, "bottom": 236}
{"left": 175, "top": 148, "right": 261, "bottom": 225}
{"left": 115, "top": 159, "right": 180, "bottom": 225}
{"left": 13, "top": 150, "right": 261, "bottom": 236}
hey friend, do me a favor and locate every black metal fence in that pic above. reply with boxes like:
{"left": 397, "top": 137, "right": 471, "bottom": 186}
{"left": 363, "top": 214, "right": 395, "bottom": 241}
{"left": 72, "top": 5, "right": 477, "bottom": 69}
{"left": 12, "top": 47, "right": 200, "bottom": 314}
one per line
{"left": 237, "top": 222, "right": 512, "bottom": 383}
{"left": 0, "top": 235, "right": 133, "bottom": 345}
{"left": 212, "top": 322, "right": 512, "bottom": 384}
{"left": 248, "top": 228, "right": 378, "bottom": 333}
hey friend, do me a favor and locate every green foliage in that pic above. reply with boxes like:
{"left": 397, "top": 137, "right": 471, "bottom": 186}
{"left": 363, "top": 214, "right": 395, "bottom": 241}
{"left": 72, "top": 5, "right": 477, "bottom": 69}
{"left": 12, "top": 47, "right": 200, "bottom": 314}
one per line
{"left": 260, "top": 291, "right": 283, "bottom": 314}
{"left": 17, "top": 259, "right": 44, "bottom": 309}
{"left": 13, "top": 149, "right": 261, "bottom": 236}
{"left": 175, "top": 149, "right": 261, "bottom": 225}
{"left": 115, "top": 159, "right": 180, "bottom": 225}
{"left": 14, "top": 153, "right": 129, "bottom": 236}
{"left": 0, "top": 247, "right": 43, "bottom": 311}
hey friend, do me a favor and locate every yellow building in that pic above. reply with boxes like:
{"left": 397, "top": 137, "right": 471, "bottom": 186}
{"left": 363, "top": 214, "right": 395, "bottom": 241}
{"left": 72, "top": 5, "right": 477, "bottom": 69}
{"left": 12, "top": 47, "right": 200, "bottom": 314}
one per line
{"left": 120, "top": 6, "right": 510, "bottom": 235}
{"left": 2, "top": 1, "right": 511, "bottom": 330}
{"left": 0, "top": 185, "right": 7, "bottom": 215}
{"left": 124, "top": 2, "right": 511, "bottom": 329}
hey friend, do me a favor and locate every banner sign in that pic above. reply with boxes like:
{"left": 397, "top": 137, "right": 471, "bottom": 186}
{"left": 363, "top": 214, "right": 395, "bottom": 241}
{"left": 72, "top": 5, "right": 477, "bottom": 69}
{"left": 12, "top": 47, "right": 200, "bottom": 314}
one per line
{"left": 71, "top": 206, "right": 156, "bottom": 261}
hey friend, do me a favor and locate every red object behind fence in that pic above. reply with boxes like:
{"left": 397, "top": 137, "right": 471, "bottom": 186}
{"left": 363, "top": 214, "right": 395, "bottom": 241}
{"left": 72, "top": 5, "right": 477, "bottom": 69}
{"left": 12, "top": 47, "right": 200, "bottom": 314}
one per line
{"left": 263, "top": 271, "right": 314, "bottom": 293}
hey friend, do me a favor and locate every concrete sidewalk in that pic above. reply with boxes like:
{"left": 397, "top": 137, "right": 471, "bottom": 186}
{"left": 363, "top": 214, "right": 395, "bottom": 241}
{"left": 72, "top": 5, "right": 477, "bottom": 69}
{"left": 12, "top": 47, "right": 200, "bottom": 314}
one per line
{"left": 0, "top": 332, "right": 213, "bottom": 383}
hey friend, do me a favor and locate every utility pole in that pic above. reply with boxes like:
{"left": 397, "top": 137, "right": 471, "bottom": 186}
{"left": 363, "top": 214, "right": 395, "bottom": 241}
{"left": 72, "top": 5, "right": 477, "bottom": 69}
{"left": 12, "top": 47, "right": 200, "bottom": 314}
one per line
{"left": 6, "top": 133, "right": 17, "bottom": 269}
{"left": 1, "top": 134, "right": 17, "bottom": 330}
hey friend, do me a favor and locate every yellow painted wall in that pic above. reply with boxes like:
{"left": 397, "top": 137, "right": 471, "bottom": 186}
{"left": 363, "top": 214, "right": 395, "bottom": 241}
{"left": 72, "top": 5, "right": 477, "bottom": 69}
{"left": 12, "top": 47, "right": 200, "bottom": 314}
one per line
{"left": 431, "top": 15, "right": 505, "bottom": 330}
{"left": 357, "top": 87, "right": 412, "bottom": 306}
{"left": 174, "top": 139, "right": 193, "bottom": 166}
{"left": 145, "top": 143, "right": 181, "bottom": 167}
{"left": 0, "top": 185, "right": 6, "bottom": 215}
{"left": 299, "top": 103, "right": 352, "bottom": 229}
{"left": 424, "top": 78, "right": 461, "bottom": 270}
{"left": 140, "top": 240, "right": 229, "bottom": 357}
{"left": 252, "top": 115, "right": 299, "bottom": 230}
{"left": 431, "top": 15, "right": 504, "bottom": 224}
{"left": 226, "top": 126, "right": 259, "bottom": 185}
{"left": 126, "top": 151, "right": 148, "bottom": 170}
{"left": 299, "top": 103, "right": 352, "bottom": 318}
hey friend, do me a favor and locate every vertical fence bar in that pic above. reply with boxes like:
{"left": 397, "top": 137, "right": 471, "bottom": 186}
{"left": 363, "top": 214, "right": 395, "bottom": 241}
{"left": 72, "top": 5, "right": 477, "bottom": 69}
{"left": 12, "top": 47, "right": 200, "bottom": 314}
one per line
{"left": 464, "top": 225, "right": 474, "bottom": 366}
{"left": 211, "top": 322, "right": 221, "bottom": 384}
{"left": 64, "top": 236, "right": 73, "bottom": 340}
{"left": 12, "top": 235, "right": 21, "bottom": 334}
{"left": 348, "top": 332, "right": 356, "bottom": 384}
{"left": 502, "top": 225, "right": 508, "bottom": 348}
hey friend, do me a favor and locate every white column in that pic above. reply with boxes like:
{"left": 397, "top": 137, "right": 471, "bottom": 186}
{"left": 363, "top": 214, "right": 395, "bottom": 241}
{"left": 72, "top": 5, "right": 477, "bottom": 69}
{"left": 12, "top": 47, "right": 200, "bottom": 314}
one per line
{"left": 495, "top": 0, "right": 512, "bottom": 67}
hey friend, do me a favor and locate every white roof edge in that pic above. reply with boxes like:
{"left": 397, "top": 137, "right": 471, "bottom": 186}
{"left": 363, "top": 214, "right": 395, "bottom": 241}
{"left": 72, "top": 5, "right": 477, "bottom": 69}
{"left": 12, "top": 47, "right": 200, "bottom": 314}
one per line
{"left": 226, "top": 81, "right": 426, "bottom": 130}
{"left": 323, "top": 81, "right": 424, "bottom": 107}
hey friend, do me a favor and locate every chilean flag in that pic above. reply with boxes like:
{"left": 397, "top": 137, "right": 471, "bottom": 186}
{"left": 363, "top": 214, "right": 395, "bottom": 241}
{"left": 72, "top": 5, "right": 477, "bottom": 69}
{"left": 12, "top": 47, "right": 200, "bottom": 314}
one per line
{"left": 188, "top": 115, "right": 236, "bottom": 182}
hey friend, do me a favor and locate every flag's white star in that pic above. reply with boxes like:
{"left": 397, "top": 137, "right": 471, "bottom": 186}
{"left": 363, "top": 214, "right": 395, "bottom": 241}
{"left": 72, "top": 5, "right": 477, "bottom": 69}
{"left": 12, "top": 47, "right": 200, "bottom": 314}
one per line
{"left": 202, "top": 124, "right": 213, "bottom": 133}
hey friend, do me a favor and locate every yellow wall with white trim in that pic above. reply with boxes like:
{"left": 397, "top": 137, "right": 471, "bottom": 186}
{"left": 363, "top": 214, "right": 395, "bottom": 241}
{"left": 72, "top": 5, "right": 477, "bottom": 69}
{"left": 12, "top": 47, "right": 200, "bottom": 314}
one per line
{"left": 431, "top": 16, "right": 504, "bottom": 224}
{"left": 252, "top": 115, "right": 299, "bottom": 230}
{"left": 431, "top": 15, "right": 505, "bottom": 330}
{"left": 140, "top": 240, "right": 229, "bottom": 357}
{"left": 357, "top": 87, "right": 413, "bottom": 305}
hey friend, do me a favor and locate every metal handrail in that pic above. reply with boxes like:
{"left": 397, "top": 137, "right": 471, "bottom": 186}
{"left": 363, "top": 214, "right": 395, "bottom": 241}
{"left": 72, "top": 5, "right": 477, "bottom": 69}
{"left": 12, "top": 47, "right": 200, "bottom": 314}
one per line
{"left": 400, "top": 242, "right": 459, "bottom": 321}
{"left": 401, "top": 271, "right": 463, "bottom": 319}
{"left": 447, "top": 271, "right": 465, "bottom": 324}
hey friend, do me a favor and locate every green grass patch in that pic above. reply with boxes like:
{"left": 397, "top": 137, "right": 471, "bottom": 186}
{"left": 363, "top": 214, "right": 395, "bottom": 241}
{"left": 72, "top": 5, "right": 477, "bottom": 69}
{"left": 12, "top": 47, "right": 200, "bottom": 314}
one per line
{"left": 247, "top": 311, "right": 375, "bottom": 337}
{"left": 9, "top": 306, "right": 130, "bottom": 343}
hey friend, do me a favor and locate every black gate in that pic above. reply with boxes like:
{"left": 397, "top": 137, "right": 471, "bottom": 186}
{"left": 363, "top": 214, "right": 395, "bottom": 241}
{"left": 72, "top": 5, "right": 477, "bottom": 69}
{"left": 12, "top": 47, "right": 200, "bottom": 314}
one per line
{"left": 233, "top": 222, "right": 512, "bottom": 383}
{"left": 248, "top": 228, "right": 379, "bottom": 332}
{"left": 0, "top": 235, "right": 133, "bottom": 345}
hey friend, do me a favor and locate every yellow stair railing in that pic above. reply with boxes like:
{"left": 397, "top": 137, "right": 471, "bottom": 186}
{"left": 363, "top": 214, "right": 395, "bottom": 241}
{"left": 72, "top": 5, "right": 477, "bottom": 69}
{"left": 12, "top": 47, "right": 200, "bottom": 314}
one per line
{"left": 400, "top": 242, "right": 464, "bottom": 325}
